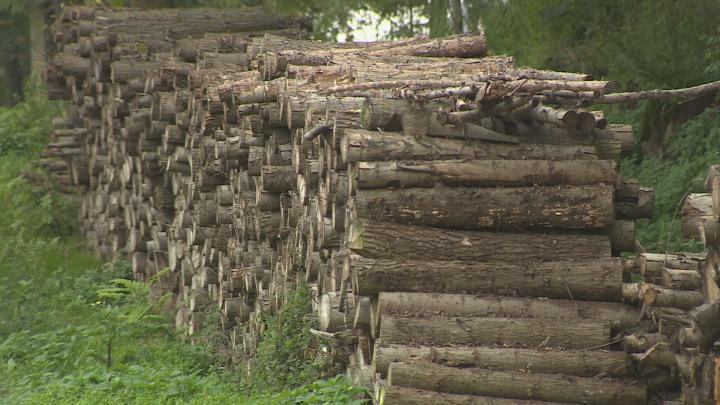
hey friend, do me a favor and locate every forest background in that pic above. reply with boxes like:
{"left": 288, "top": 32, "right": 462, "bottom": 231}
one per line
{"left": 0, "top": 0, "right": 719, "bottom": 403}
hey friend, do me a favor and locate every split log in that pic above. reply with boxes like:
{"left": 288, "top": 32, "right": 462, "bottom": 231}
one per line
{"left": 373, "top": 344, "right": 636, "bottom": 378}
{"left": 347, "top": 220, "right": 611, "bottom": 262}
{"left": 351, "top": 256, "right": 622, "bottom": 301}
{"left": 387, "top": 362, "right": 646, "bottom": 404}
{"left": 639, "top": 252, "right": 704, "bottom": 280}
{"left": 379, "top": 314, "right": 610, "bottom": 348}
{"left": 349, "top": 185, "right": 615, "bottom": 230}
{"left": 350, "top": 159, "right": 617, "bottom": 190}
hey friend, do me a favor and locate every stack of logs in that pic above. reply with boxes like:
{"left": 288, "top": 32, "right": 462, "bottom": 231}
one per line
{"left": 38, "top": 5, "right": 720, "bottom": 404}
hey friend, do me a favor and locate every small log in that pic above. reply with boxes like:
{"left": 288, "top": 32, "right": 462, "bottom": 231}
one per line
{"left": 622, "top": 283, "right": 704, "bottom": 310}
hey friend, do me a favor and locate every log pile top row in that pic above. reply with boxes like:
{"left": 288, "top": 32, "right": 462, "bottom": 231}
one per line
{"left": 36, "top": 5, "right": 720, "bottom": 404}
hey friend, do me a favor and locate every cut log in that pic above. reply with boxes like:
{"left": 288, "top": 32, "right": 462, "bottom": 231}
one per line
{"left": 377, "top": 292, "right": 641, "bottom": 329}
{"left": 681, "top": 193, "right": 712, "bottom": 240}
{"left": 387, "top": 362, "right": 646, "bottom": 404}
{"left": 347, "top": 219, "right": 611, "bottom": 261}
{"left": 622, "top": 283, "right": 704, "bottom": 310}
{"left": 351, "top": 256, "right": 622, "bottom": 301}
{"left": 379, "top": 314, "right": 610, "bottom": 348}
{"left": 349, "top": 185, "right": 614, "bottom": 230}
{"left": 380, "top": 385, "right": 574, "bottom": 405}
{"left": 341, "top": 129, "right": 599, "bottom": 163}
{"left": 350, "top": 159, "right": 617, "bottom": 190}
{"left": 661, "top": 268, "right": 702, "bottom": 290}
{"left": 260, "top": 165, "right": 295, "bottom": 192}
{"left": 639, "top": 252, "right": 704, "bottom": 280}
{"left": 373, "top": 344, "right": 636, "bottom": 378}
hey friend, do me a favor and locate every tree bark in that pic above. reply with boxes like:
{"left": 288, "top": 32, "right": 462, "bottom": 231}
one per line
{"left": 347, "top": 219, "right": 611, "bottom": 262}
{"left": 373, "top": 344, "right": 636, "bottom": 378}
{"left": 387, "top": 362, "right": 647, "bottom": 405}
{"left": 379, "top": 314, "right": 610, "bottom": 348}
{"left": 341, "top": 129, "right": 599, "bottom": 163}
{"left": 349, "top": 185, "right": 615, "bottom": 230}
{"left": 351, "top": 256, "right": 622, "bottom": 301}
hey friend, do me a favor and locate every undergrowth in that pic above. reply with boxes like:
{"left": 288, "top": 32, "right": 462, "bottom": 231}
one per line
{"left": 0, "top": 82, "right": 365, "bottom": 404}
{"left": 619, "top": 106, "right": 720, "bottom": 252}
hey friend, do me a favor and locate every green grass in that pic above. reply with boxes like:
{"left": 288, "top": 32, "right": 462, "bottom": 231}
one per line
{"left": 0, "top": 83, "right": 366, "bottom": 404}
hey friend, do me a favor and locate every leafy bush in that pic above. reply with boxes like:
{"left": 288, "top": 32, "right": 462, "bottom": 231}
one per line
{"left": 241, "top": 283, "right": 331, "bottom": 393}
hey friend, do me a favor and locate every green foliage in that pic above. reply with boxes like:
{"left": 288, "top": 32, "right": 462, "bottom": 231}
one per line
{"left": 480, "top": 0, "right": 720, "bottom": 89}
{"left": 241, "top": 283, "right": 330, "bottom": 393}
{"left": 621, "top": 107, "right": 720, "bottom": 252}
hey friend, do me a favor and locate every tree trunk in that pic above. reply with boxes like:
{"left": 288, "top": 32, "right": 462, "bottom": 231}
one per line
{"left": 349, "top": 185, "right": 615, "bottom": 230}
{"left": 387, "top": 362, "right": 647, "bottom": 405}
{"left": 350, "top": 159, "right": 617, "bottom": 190}
{"left": 341, "top": 129, "right": 599, "bottom": 163}
{"left": 373, "top": 343, "right": 636, "bottom": 378}
{"left": 380, "top": 385, "right": 569, "bottom": 405}
{"left": 351, "top": 255, "right": 622, "bottom": 301}
{"left": 379, "top": 314, "right": 610, "bottom": 348}
{"left": 376, "top": 292, "right": 641, "bottom": 329}
{"left": 347, "top": 219, "right": 611, "bottom": 262}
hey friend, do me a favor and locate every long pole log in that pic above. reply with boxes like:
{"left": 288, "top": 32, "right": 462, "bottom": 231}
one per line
{"left": 373, "top": 343, "right": 636, "bottom": 378}
{"left": 351, "top": 256, "right": 622, "bottom": 301}
{"left": 387, "top": 362, "right": 647, "bottom": 405}
{"left": 380, "top": 385, "right": 573, "bottom": 405}
{"left": 350, "top": 159, "right": 617, "bottom": 190}
{"left": 349, "top": 185, "right": 615, "bottom": 230}
{"left": 377, "top": 292, "right": 641, "bottom": 329}
{"left": 379, "top": 314, "right": 610, "bottom": 348}
{"left": 341, "top": 129, "right": 599, "bottom": 163}
{"left": 347, "top": 220, "right": 611, "bottom": 261}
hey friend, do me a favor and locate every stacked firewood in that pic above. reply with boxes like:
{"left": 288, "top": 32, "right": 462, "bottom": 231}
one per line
{"left": 39, "top": 5, "right": 720, "bottom": 404}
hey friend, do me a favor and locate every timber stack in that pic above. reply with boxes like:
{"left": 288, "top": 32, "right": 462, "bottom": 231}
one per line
{"left": 38, "top": 5, "right": 720, "bottom": 404}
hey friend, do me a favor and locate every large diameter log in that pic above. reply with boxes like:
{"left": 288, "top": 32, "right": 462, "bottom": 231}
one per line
{"left": 380, "top": 385, "right": 573, "bottom": 405}
{"left": 373, "top": 344, "right": 636, "bottom": 378}
{"left": 348, "top": 220, "right": 611, "bottom": 261}
{"left": 377, "top": 292, "right": 641, "bottom": 329}
{"left": 341, "top": 129, "right": 599, "bottom": 163}
{"left": 352, "top": 256, "right": 622, "bottom": 301}
{"left": 350, "top": 185, "right": 615, "bottom": 230}
{"left": 379, "top": 314, "right": 609, "bottom": 348}
{"left": 387, "top": 362, "right": 647, "bottom": 405}
{"left": 351, "top": 159, "right": 617, "bottom": 190}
